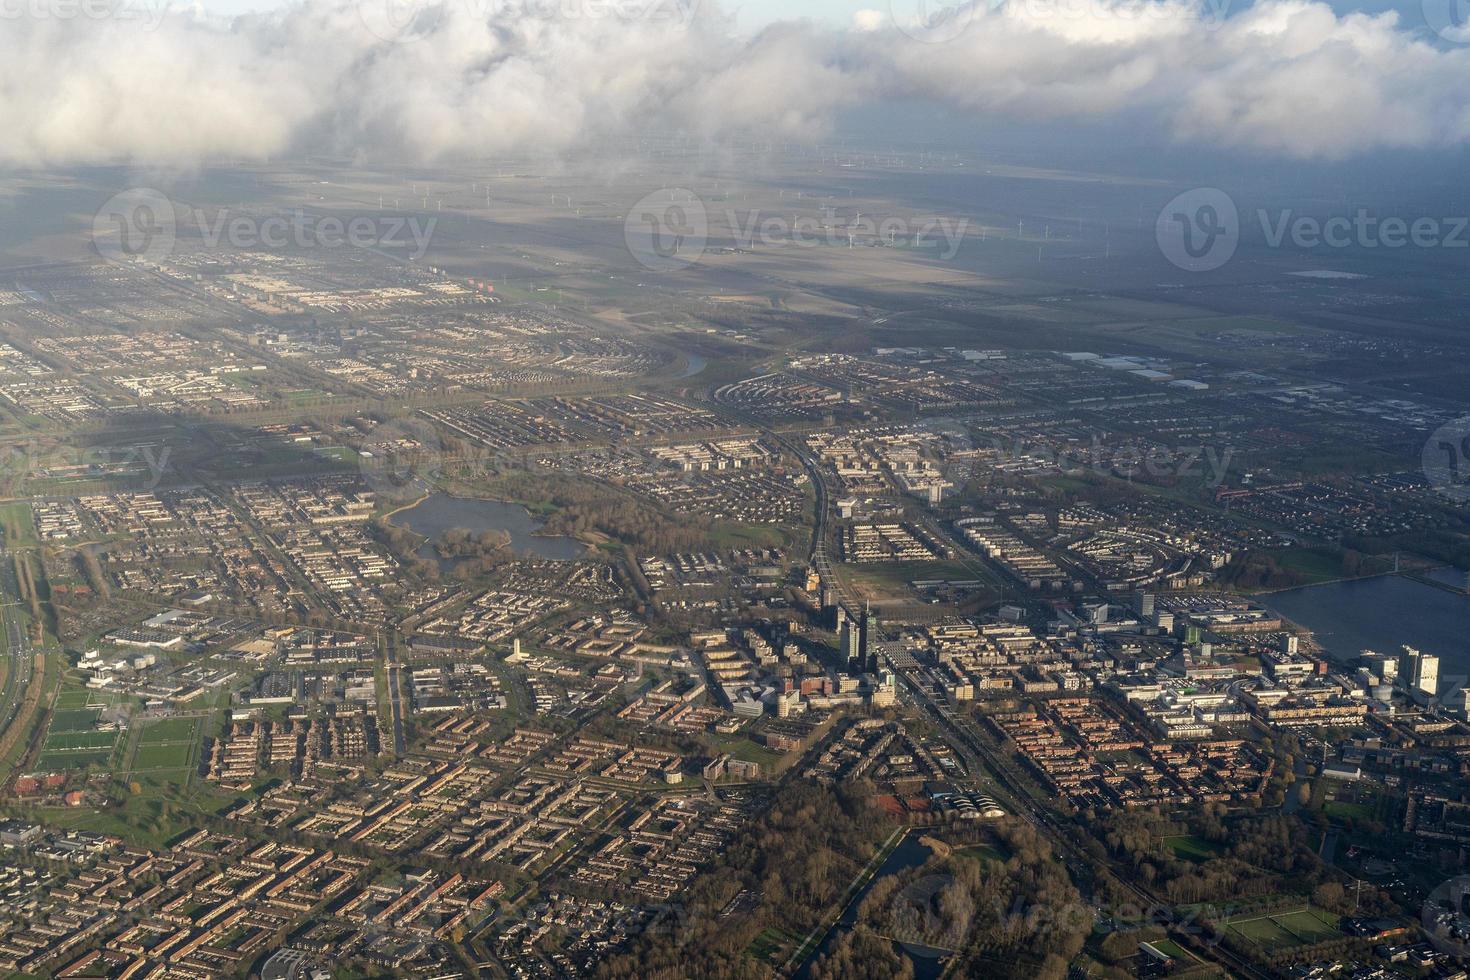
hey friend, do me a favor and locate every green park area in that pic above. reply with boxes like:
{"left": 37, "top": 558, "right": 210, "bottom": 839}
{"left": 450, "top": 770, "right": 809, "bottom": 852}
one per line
{"left": 1164, "top": 835, "right": 1225, "bottom": 863}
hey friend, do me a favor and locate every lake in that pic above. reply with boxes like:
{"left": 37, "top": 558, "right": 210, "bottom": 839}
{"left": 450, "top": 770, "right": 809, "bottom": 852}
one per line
{"left": 387, "top": 494, "right": 584, "bottom": 566}
{"left": 677, "top": 352, "right": 708, "bottom": 379}
{"left": 1262, "top": 574, "right": 1470, "bottom": 675}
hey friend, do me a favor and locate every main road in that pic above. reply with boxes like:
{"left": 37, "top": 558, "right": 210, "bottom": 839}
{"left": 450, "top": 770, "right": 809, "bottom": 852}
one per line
{"left": 385, "top": 631, "right": 407, "bottom": 755}
{"left": 707, "top": 388, "right": 862, "bottom": 616}
{"left": 0, "top": 550, "right": 35, "bottom": 764}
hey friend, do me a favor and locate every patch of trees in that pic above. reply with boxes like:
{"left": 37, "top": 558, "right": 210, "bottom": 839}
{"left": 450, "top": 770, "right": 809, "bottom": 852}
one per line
{"left": 436, "top": 526, "right": 511, "bottom": 559}
{"left": 370, "top": 518, "right": 420, "bottom": 557}
{"left": 488, "top": 473, "right": 715, "bottom": 553}
{"left": 825, "top": 821, "right": 1089, "bottom": 980}
{"left": 1220, "top": 552, "right": 1308, "bottom": 590}
{"left": 1094, "top": 808, "right": 1336, "bottom": 906}
{"left": 811, "top": 926, "right": 913, "bottom": 980}
{"left": 1219, "top": 931, "right": 1375, "bottom": 969}
{"left": 366, "top": 518, "right": 441, "bottom": 581}
{"left": 1344, "top": 525, "right": 1470, "bottom": 570}
{"left": 593, "top": 781, "right": 894, "bottom": 980}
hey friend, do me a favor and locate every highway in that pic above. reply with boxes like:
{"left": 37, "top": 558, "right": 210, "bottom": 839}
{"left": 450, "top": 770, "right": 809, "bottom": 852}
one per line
{"left": 0, "top": 551, "right": 34, "bottom": 752}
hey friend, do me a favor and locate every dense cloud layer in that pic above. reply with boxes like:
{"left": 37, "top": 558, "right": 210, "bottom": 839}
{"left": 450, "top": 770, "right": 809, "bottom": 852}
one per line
{"left": 0, "top": 0, "right": 1466, "bottom": 167}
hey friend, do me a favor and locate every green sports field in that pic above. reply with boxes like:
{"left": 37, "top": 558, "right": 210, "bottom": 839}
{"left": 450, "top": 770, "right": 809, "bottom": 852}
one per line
{"left": 132, "top": 742, "right": 194, "bottom": 770}
{"left": 42, "top": 730, "right": 118, "bottom": 752}
{"left": 1226, "top": 907, "right": 1340, "bottom": 951}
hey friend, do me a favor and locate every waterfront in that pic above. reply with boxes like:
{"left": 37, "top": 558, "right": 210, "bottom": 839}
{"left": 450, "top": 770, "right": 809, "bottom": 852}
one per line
{"left": 1263, "top": 574, "right": 1470, "bottom": 675}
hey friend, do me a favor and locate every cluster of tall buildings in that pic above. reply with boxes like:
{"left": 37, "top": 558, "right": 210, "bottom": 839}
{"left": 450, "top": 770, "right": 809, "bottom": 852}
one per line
{"left": 838, "top": 604, "right": 880, "bottom": 675}
{"left": 1360, "top": 646, "right": 1440, "bottom": 700}
{"left": 1400, "top": 646, "right": 1440, "bottom": 697}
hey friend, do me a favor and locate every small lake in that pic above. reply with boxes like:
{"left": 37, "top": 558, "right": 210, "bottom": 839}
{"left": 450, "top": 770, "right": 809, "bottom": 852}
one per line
{"left": 1262, "top": 574, "right": 1470, "bottom": 675}
{"left": 388, "top": 494, "right": 585, "bottom": 566}
{"left": 677, "top": 352, "right": 708, "bottom": 379}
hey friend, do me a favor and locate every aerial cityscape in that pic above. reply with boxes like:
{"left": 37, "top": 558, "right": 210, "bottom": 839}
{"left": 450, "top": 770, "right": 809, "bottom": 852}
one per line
{"left": 2, "top": 1, "right": 1470, "bottom": 979}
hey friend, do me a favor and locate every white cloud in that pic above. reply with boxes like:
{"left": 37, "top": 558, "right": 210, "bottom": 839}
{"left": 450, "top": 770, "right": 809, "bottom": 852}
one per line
{"left": 0, "top": 0, "right": 1465, "bottom": 167}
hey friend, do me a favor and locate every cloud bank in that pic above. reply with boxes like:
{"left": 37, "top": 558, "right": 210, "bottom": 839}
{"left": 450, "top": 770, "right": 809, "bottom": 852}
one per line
{"left": 0, "top": 0, "right": 1466, "bottom": 167}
